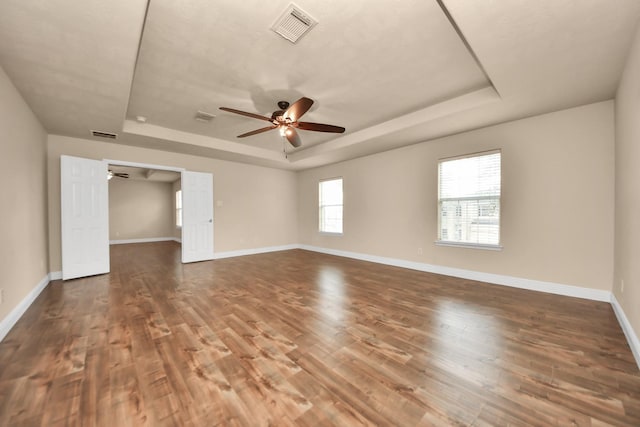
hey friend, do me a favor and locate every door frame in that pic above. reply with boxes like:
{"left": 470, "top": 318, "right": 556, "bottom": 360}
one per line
{"left": 104, "top": 159, "right": 185, "bottom": 174}
{"left": 61, "top": 157, "right": 215, "bottom": 279}
{"left": 104, "top": 159, "right": 214, "bottom": 262}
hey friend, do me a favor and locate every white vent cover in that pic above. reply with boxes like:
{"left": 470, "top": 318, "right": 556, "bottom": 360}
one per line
{"left": 195, "top": 110, "right": 216, "bottom": 123}
{"left": 271, "top": 3, "right": 317, "bottom": 44}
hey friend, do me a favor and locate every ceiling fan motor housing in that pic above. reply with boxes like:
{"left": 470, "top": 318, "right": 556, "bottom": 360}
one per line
{"left": 277, "top": 101, "right": 290, "bottom": 110}
{"left": 271, "top": 101, "right": 291, "bottom": 121}
{"left": 271, "top": 110, "right": 286, "bottom": 121}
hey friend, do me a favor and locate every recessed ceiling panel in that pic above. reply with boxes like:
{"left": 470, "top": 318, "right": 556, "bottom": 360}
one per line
{"left": 127, "top": 0, "right": 489, "bottom": 152}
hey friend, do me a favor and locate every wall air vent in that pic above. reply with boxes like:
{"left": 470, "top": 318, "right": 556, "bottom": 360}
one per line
{"left": 271, "top": 3, "right": 317, "bottom": 44}
{"left": 195, "top": 110, "right": 216, "bottom": 123}
{"left": 91, "top": 130, "right": 117, "bottom": 139}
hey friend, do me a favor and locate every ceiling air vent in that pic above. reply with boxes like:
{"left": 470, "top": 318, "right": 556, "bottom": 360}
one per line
{"left": 271, "top": 3, "right": 317, "bottom": 44}
{"left": 195, "top": 110, "right": 216, "bottom": 123}
{"left": 91, "top": 130, "right": 117, "bottom": 139}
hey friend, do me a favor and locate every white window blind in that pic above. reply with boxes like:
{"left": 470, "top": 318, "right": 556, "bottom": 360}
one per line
{"left": 438, "top": 151, "right": 501, "bottom": 246}
{"left": 319, "top": 178, "right": 343, "bottom": 233}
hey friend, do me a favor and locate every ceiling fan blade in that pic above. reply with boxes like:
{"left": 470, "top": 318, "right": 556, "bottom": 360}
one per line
{"left": 284, "top": 97, "right": 314, "bottom": 122}
{"left": 219, "top": 107, "right": 272, "bottom": 122}
{"left": 297, "top": 122, "right": 346, "bottom": 133}
{"left": 285, "top": 127, "right": 302, "bottom": 148}
{"left": 237, "top": 125, "right": 278, "bottom": 138}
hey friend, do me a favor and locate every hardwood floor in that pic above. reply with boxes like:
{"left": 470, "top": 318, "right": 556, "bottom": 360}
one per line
{"left": 0, "top": 242, "right": 639, "bottom": 426}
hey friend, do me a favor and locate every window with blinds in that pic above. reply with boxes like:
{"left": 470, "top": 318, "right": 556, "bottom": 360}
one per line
{"left": 438, "top": 150, "right": 501, "bottom": 247}
{"left": 319, "top": 177, "right": 343, "bottom": 233}
{"left": 175, "top": 190, "right": 182, "bottom": 228}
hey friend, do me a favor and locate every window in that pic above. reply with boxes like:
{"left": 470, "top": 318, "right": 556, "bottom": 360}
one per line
{"left": 319, "top": 178, "right": 343, "bottom": 233}
{"left": 175, "top": 189, "right": 182, "bottom": 228}
{"left": 438, "top": 150, "right": 501, "bottom": 247}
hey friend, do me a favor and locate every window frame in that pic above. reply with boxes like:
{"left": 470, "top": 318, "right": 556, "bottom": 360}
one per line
{"left": 175, "top": 189, "right": 182, "bottom": 228}
{"left": 318, "top": 177, "right": 344, "bottom": 235}
{"left": 436, "top": 150, "right": 502, "bottom": 251}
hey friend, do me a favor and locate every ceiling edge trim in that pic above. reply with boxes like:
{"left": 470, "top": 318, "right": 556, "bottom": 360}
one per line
{"left": 437, "top": 0, "right": 500, "bottom": 97}
{"left": 121, "top": 0, "right": 152, "bottom": 125}
{"left": 122, "top": 120, "right": 291, "bottom": 164}
{"left": 288, "top": 86, "right": 501, "bottom": 163}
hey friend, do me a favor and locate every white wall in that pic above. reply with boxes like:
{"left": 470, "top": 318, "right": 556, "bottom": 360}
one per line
{"left": 614, "top": 23, "right": 640, "bottom": 349}
{"left": 47, "top": 135, "right": 299, "bottom": 272}
{"left": 0, "top": 65, "right": 48, "bottom": 325}
{"left": 109, "top": 178, "right": 174, "bottom": 241}
{"left": 298, "top": 101, "right": 615, "bottom": 291}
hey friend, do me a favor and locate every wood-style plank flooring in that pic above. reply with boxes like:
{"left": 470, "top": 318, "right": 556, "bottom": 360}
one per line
{"left": 1, "top": 242, "right": 639, "bottom": 426}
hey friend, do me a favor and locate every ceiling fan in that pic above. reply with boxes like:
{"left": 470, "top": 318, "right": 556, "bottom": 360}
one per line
{"left": 219, "top": 97, "right": 345, "bottom": 148}
{"left": 107, "top": 170, "right": 129, "bottom": 180}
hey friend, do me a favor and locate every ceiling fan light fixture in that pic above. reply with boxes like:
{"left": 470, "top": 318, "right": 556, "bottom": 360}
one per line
{"left": 279, "top": 125, "right": 294, "bottom": 137}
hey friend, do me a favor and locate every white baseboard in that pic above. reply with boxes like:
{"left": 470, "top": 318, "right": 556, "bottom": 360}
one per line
{"left": 610, "top": 293, "right": 640, "bottom": 369}
{"left": 213, "top": 244, "right": 299, "bottom": 260}
{"left": 110, "top": 237, "right": 175, "bottom": 245}
{"left": 0, "top": 274, "right": 50, "bottom": 342}
{"left": 298, "top": 245, "right": 611, "bottom": 302}
{"left": 49, "top": 271, "right": 62, "bottom": 280}
{"left": 173, "top": 238, "right": 181, "bottom": 243}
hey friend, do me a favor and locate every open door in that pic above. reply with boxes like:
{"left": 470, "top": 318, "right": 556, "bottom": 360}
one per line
{"left": 181, "top": 171, "right": 214, "bottom": 263}
{"left": 61, "top": 155, "right": 110, "bottom": 280}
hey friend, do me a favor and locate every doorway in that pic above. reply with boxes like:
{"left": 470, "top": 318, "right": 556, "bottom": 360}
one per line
{"left": 107, "top": 164, "right": 182, "bottom": 244}
{"left": 60, "top": 156, "right": 214, "bottom": 280}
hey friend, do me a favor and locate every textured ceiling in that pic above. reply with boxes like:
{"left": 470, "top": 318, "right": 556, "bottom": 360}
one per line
{"left": 1, "top": 0, "right": 639, "bottom": 170}
{"left": 128, "top": 0, "right": 488, "bottom": 152}
{"left": 0, "top": 0, "right": 146, "bottom": 136}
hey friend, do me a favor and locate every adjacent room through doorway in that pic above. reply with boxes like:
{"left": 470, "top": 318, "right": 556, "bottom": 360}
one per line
{"left": 107, "top": 164, "right": 182, "bottom": 245}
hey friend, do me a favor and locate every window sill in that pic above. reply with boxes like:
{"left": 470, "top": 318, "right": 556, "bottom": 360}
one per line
{"left": 435, "top": 241, "right": 503, "bottom": 251}
{"left": 319, "top": 231, "right": 343, "bottom": 236}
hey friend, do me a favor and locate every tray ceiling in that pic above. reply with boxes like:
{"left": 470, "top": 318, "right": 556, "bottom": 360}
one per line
{"left": 1, "top": 0, "right": 639, "bottom": 169}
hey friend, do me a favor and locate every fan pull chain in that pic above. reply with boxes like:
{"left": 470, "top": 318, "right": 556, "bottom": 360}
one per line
{"left": 282, "top": 137, "right": 288, "bottom": 159}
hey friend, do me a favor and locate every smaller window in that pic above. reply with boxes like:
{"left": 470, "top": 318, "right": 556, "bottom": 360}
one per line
{"left": 175, "top": 189, "right": 182, "bottom": 228}
{"left": 319, "top": 178, "right": 343, "bottom": 234}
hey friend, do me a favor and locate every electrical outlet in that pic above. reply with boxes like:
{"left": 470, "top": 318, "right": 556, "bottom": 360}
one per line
{"left": 417, "top": 247, "right": 423, "bottom": 255}
{"left": 621, "top": 279, "right": 625, "bottom": 293}
{"left": 0, "top": 289, "right": 4, "bottom": 304}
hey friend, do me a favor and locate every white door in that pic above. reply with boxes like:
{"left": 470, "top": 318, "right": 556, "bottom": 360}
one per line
{"left": 181, "top": 171, "right": 214, "bottom": 263}
{"left": 61, "top": 155, "right": 110, "bottom": 280}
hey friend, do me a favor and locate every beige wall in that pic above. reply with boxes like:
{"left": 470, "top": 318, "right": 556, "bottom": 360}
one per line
{"left": 48, "top": 135, "right": 298, "bottom": 272}
{"left": 109, "top": 178, "right": 174, "bottom": 241}
{"left": 0, "top": 66, "right": 48, "bottom": 322}
{"left": 614, "top": 24, "right": 640, "bottom": 342}
{"left": 298, "top": 101, "right": 615, "bottom": 291}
